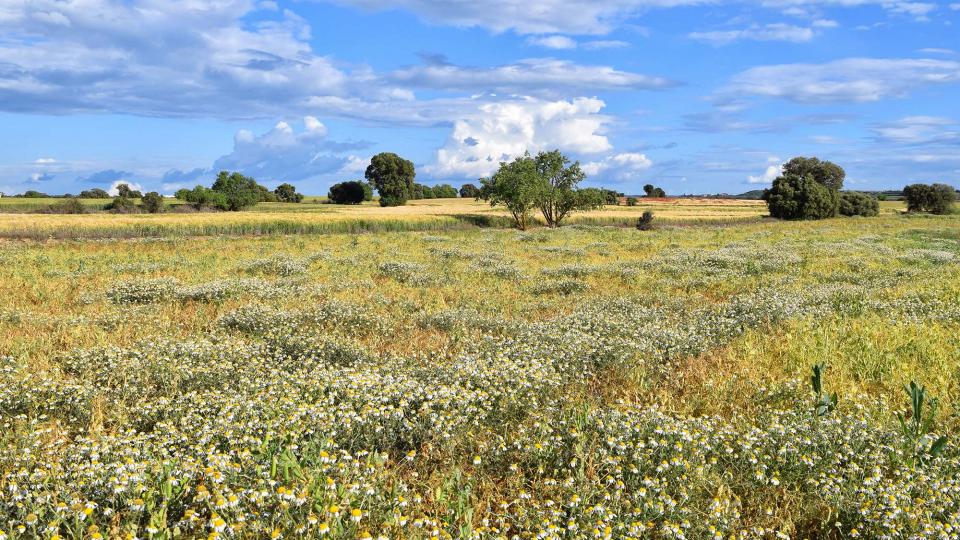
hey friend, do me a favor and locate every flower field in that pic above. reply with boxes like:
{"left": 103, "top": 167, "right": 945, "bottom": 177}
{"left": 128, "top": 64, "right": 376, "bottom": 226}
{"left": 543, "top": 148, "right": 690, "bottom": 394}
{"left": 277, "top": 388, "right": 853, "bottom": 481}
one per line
{"left": 2, "top": 211, "right": 959, "bottom": 539}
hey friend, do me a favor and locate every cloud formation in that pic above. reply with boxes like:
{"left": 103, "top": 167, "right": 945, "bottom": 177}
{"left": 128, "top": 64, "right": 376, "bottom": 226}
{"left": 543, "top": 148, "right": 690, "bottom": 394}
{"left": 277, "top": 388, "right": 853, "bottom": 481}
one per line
{"left": 725, "top": 58, "right": 960, "bottom": 103}
{"left": 427, "top": 97, "right": 612, "bottom": 178}
{"left": 582, "top": 153, "right": 653, "bottom": 180}
{"left": 689, "top": 20, "right": 836, "bottom": 45}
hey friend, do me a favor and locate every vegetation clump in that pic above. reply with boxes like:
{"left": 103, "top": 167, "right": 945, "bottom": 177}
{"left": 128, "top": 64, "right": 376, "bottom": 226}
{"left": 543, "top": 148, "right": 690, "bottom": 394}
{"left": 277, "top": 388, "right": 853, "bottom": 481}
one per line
{"left": 904, "top": 183, "right": 956, "bottom": 215}
{"left": 366, "top": 152, "right": 415, "bottom": 207}
{"left": 764, "top": 156, "right": 844, "bottom": 220}
{"left": 839, "top": 191, "right": 879, "bottom": 217}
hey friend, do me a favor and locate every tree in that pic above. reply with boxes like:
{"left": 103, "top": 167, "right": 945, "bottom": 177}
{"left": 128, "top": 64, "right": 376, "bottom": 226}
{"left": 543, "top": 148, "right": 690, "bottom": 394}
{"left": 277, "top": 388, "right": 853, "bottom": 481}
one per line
{"left": 904, "top": 183, "right": 956, "bottom": 215}
{"left": 141, "top": 192, "right": 165, "bottom": 213}
{"left": 626, "top": 196, "right": 638, "bottom": 206}
{"left": 180, "top": 185, "right": 228, "bottom": 209}
{"left": 460, "top": 183, "right": 479, "bottom": 198}
{"left": 365, "top": 153, "right": 415, "bottom": 207}
{"left": 105, "top": 195, "right": 137, "bottom": 213}
{"left": 433, "top": 184, "right": 459, "bottom": 198}
{"left": 211, "top": 171, "right": 262, "bottom": 211}
{"left": 361, "top": 181, "right": 374, "bottom": 202}
{"left": 411, "top": 183, "right": 434, "bottom": 199}
{"left": 601, "top": 188, "right": 624, "bottom": 205}
{"left": 838, "top": 191, "right": 879, "bottom": 217}
{"left": 115, "top": 183, "right": 142, "bottom": 198}
{"left": 328, "top": 181, "right": 366, "bottom": 204}
{"left": 643, "top": 184, "right": 654, "bottom": 197}
{"left": 19, "top": 190, "right": 50, "bottom": 198}
{"left": 478, "top": 153, "right": 540, "bottom": 230}
{"left": 79, "top": 188, "right": 110, "bottom": 198}
{"left": 274, "top": 183, "right": 304, "bottom": 203}
{"left": 764, "top": 173, "right": 838, "bottom": 220}
{"left": 643, "top": 184, "right": 666, "bottom": 198}
{"left": 763, "top": 157, "right": 844, "bottom": 220}
{"left": 533, "top": 150, "right": 603, "bottom": 227}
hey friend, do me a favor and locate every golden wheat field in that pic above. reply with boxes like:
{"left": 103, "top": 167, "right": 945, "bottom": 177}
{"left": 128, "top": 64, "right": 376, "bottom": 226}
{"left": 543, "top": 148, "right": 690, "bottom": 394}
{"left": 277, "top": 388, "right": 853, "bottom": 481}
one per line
{"left": 2, "top": 200, "right": 960, "bottom": 539}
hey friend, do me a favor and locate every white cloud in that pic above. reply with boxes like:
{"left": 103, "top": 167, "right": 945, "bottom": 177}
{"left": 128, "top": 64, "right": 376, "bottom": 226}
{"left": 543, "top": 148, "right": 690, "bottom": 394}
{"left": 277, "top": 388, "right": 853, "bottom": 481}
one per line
{"left": 211, "top": 117, "right": 356, "bottom": 182}
{"left": 582, "top": 152, "right": 653, "bottom": 179}
{"left": 388, "top": 58, "right": 674, "bottom": 94}
{"left": 108, "top": 180, "right": 142, "bottom": 196}
{"left": 747, "top": 156, "right": 782, "bottom": 184}
{"left": 328, "top": 0, "right": 935, "bottom": 35}
{"left": 583, "top": 40, "right": 631, "bottom": 49}
{"left": 526, "top": 35, "right": 578, "bottom": 49}
{"left": 871, "top": 116, "right": 959, "bottom": 144}
{"left": 689, "top": 21, "right": 835, "bottom": 44}
{"left": 339, "top": 155, "right": 370, "bottom": 175}
{"left": 726, "top": 58, "right": 960, "bottom": 103}
{"left": 427, "top": 97, "right": 612, "bottom": 179}
{"left": 34, "top": 158, "right": 56, "bottom": 164}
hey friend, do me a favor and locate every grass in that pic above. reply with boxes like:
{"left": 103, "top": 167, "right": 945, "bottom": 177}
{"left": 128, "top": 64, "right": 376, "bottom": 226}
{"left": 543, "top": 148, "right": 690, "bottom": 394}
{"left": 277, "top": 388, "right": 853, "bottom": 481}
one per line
{"left": 1, "top": 204, "right": 958, "bottom": 538}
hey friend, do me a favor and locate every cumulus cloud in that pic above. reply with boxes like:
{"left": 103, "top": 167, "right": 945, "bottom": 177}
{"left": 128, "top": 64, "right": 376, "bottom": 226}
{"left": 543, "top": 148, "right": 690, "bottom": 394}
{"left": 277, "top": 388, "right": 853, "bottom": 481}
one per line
{"left": 747, "top": 156, "right": 783, "bottom": 184}
{"left": 526, "top": 36, "right": 630, "bottom": 50}
{"left": 388, "top": 58, "right": 675, "bottom": 94}
{"left": 26, "top": 172, "right": 54, "bottom": 184}
{"left": 581, "top": 152, "right": 653, "bottom": 180}
{"left": 210, "top": 116, "right": 363, "bottom": 182}
{"left": 426, "top": 97, "right": 612, "bottom": 179}
{"left": 725, "top": 58, "right": 960, "bottom": 103}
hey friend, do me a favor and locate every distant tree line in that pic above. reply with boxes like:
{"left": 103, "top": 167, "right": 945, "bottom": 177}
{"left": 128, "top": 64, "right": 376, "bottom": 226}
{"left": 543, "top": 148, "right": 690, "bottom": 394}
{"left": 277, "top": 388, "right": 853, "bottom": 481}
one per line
{"left": 174, "top": 172, "right": 304, "bottom": 211}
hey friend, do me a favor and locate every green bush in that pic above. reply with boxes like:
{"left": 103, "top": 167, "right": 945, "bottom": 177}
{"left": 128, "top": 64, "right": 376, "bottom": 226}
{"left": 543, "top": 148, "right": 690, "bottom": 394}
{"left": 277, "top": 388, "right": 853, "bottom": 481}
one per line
{"left": 274, "top": 183, "right": 304, "bottom": 203}
{"left": 141, "top": 192, "right": 165, "bottom": 213}
{"left": 626, "top": 197, "right": 638, "bottom": 206}
{"left": 838, "top": 191, "right": 879, "bottom": 217}
{"left": 328, "top": 181, "right": 366, "bottom": 204}
{"left": 765, "top": 174, "right": 838, "bottom": 220}
{"left": 41, "top": 198, "right": 87, "bottom": 214}
{"left": 459, "top": 183, "right": 479, "bottom": 198}
{"left": 432, "top": 184, "right": 459, "bottom": 198}
{"left": 904, "top": 183, "right": 956, "bottom": 215}
{"left": 636, "top": 210, "right": 655, "bottom": 230}
{"left": 211, "top": 171, "right": 264, "bottom": 211}
{"left": 79, "top": 188, "right": 110, "bottom": 199}
{"left": 105, "top": 196, "right": 138, "bottom": 213}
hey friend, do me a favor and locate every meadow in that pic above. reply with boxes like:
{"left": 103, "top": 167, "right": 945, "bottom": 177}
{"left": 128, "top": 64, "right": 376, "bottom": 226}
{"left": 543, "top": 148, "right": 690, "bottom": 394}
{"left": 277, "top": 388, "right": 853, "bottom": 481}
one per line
{"left": 1, "top": 199, "right": 959, "bottom": 539}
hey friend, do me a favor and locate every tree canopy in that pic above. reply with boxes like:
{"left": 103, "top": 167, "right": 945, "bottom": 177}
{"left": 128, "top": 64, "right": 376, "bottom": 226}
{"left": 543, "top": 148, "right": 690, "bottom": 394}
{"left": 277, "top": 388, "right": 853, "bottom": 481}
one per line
{"left": 365, "top": 152, "right": 415, "bottom": 207}
{"left": 763, "top": 157, "right": 844, "bottom": 220}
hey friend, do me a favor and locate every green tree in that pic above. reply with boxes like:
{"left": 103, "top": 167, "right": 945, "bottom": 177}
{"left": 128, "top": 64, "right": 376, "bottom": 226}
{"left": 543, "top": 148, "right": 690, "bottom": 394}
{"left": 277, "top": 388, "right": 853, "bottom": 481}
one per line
{"left": 274, "top": 183, "right": 304, "bottom": 203}
{"left": 460, "top": 183, "right": 479, "bottom": 198}
{"left": 904, "top": 183, "right": 956, "bottom": 214}
{"left": 361, "top": 181, "right": 374, "bottom": 201}
{"left": 763, "top": 157, "right": 844, "bottom": 220}
{"left": 115, "top": 183, "right": 142, "bottom": 198}
{"left": 478, "top": 153, "right": 540, "bottom": 230}
{"left": 328, "top": 181, "right": 366, "bottom": 204}
{"left": 433, "top": 184, "right": 459, "bottom": 198}
{"left": 764, "top": 174, "right": 838, "bottom": 220}
{"left": 181, "top": 185, "right": 228, "bottom": 209}
{"left": 533, "top": 150, "right": 602, "bottom": 227}
{"left": 79, "top": 188, "right": 110, "bottom": 198}
{"left": 211, "top": 171, "right": 262, "bottom": 211}
{"left": 141, "top": 192, "right": 165, "bottom": 213}
{"left": 365, "top": 153, "right": 415, "bottom": 207}
{"left": 838, "top": 191, "right": 879, "bottom": 217}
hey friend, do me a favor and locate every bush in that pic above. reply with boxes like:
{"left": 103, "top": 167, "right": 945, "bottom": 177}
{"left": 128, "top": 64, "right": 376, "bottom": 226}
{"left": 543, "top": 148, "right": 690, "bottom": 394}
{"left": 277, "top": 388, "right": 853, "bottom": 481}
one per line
{"left": 274, "top": 183, "right": 304, "bottom": 203}
{"left": 904, "top": 183, "right": 956, "bottom": 215}
{"left": 636, "top": 211, "right": 655, "bottom": 230}
{"left": 141, "top": 192, "right": 164, "bottom": 213}
{"left": 41, "top": 198, "right": 87, "bottom": 214}
{"left": 105, "top": 196, "right": 138, "bottom": 213}
{"left": 79, "top": 188, "right": 110, "bottom": 198}
{"left": 765, "top": 174, "right": 838, "bottom": 220}
{"left": 460, "top": 183, "right": 480, "bottom": 198}
{"left": 211, "top": 171, "right": 266, "bottom": 211}
{"left": 839, "top": 191, "right": 879, "bottom": 217}
{"left": 626, "top": 197, "right": 638, "bottom": 206}
{"left": 179, "top": 185, "right": 228, "bottom": 210}
{"left": 328, "top": 181, "right": 366, "bottom": 204}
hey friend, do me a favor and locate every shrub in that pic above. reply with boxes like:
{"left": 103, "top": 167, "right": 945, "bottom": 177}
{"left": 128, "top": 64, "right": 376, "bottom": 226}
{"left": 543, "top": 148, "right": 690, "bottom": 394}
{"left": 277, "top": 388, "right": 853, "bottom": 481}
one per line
{"left": 366, "top": 152, "right": 415, "bottom": 207}
{"left": 105, "top": 196, "right": 138, "bottom": 213}
{"left": 904, "top": 183, "right": 956, "bottom": 215}
{"left": 41, "top": 198, "right": 87, "bottom": 214}
{"left": 626, "top": 197, "right": 638, "bottom": 206}
{"left": 636, "top": 210, "right": 655, "bottom": 230}
{"left": 763, "top": 157, "right": 844, "bottom": 220}
{"left": 328, "top": 181, "right": 366, "bottom": 204}
{"left": 838, "top": 191, "right": 879, "bottom": 217}
{"left": 274, "top": 183, "right": 304, "bottom": 203}
{"left": 460, "top": 183, "right": 480, "bottom": 198}
{"left": 211, "top": 171, "right": 264, "bottom": 211}
{"left": 141, "top": 192, "right": 164, "bottom": 213}
{"left": 179, "top": 185, "right": 228, "bottom": 209}
{"left": 79, "top": 188, "right": 110, "bottom": 198}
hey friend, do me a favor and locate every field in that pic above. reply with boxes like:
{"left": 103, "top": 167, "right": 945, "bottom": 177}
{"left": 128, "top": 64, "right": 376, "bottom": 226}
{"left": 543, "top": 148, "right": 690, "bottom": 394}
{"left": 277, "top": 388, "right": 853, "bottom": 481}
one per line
{"left": 2, "top": 200, "right": 960, "bottom": 539}
{"left": 0, "top": 198, "right": 774, "bottom": 239}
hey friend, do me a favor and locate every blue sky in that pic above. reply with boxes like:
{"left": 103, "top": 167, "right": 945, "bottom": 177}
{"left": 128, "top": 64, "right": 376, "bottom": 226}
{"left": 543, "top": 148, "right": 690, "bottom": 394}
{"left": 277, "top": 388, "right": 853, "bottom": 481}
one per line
{"left": 1, "top": 0, "right": 959, "bottom": 196}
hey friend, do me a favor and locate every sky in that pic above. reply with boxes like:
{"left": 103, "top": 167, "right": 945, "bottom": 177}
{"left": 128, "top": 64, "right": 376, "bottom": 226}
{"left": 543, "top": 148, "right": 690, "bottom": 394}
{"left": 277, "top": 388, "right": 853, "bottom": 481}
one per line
{"left": 1, "top": 0, "right": 959, "bottom": 196}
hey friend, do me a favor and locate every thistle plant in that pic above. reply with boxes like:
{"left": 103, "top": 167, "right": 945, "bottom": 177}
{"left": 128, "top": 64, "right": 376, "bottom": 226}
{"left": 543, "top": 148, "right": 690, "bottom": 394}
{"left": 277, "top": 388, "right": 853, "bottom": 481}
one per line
{"left": 897, "top": 381, "right": 948, "bottom": 464}
{"left": 810, "top": 362, "right": 838, "bottom": 417}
